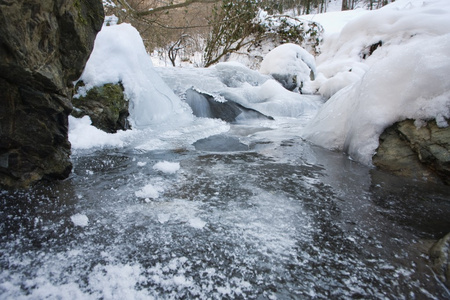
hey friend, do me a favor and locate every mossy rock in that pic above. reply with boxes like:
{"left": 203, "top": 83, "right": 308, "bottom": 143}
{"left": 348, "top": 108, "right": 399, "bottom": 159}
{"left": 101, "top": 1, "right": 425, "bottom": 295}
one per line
{"left": 72, "top": 82, "right": 131, "bottom": 133}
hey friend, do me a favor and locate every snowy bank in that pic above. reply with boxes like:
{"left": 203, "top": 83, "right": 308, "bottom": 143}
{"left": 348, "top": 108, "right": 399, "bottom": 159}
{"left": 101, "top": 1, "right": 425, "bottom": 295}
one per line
{"left": 303, "top": 0, "right": 450, "bottom": 165}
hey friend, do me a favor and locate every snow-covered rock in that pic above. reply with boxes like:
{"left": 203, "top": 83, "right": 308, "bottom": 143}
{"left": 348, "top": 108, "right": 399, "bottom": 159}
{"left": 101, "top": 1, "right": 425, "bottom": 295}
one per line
{"left": 303, "top": 0, "right": 450, "bottom": 167}
{"left": 76, "top": 23, "right": 193, "bottom": 129}
{"left": 260, "top": 43, "right": 316, "bottom": 92}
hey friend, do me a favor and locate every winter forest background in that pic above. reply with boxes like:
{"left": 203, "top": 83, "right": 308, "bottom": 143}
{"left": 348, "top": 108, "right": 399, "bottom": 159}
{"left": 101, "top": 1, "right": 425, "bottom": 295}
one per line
{"left": 104, "top": 0, "right": 394, "bottom": 68}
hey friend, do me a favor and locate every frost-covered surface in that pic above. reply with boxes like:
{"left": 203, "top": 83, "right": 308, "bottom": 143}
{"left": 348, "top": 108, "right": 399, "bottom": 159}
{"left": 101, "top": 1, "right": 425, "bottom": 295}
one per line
{"left": 1, "top": 131, "right": 449, "bottom": 299}
{"left": 69, "top": 116, "right": 130, "bottom": 149}
{"left": 303, "top": 0, "right": 450, "bottom": 165}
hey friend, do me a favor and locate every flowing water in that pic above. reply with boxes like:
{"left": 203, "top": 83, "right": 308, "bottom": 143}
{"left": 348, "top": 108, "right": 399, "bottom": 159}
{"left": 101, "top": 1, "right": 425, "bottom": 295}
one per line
{"left": 1, "top": 115, "right": 450, "bottom": 299}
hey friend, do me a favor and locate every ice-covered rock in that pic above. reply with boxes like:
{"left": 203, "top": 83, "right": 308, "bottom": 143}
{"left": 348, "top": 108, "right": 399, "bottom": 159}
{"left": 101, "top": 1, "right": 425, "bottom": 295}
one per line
{"left": 77, "top": 23, "right": 193, "bottom": 129}
{"left": 302, "top": 31, "right": 450, "bottom": 167}
{"left": 185, "top": 88, "right": 274, "bottom": 123}
{"left": 153, "top": 161, "right": 180, "bottom": 174}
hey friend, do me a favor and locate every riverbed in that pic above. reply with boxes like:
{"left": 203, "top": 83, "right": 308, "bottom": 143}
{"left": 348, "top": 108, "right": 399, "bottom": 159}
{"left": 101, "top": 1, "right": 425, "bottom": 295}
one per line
{"left": 1, "top": 116, "right": 449, "bottom": 299}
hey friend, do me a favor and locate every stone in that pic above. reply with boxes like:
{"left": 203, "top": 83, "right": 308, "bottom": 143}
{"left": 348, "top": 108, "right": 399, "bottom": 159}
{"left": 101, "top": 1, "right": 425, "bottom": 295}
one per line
{"left": 72, "top": 82, "right": 131, "bottom": 133}
{"left": 429, "top": 232, "right": 450, "bottom": 287}
{"left": 0, "top": 0, "right": 104, "bottom": 188}
{"left": 373, "top": 119, "right": 450, "bottom": 185}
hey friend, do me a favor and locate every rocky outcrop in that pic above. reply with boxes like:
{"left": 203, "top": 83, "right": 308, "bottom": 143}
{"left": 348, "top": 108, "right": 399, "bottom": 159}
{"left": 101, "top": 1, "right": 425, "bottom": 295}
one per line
{"left": 0, "top": 0, "right": 104, "bottom": 188}
{"left": 373, "top": 119, "right": 450, "bottom": 185}
{"left": 72, "top": 82, "right": 131, "bottom": 133}
{"left": 429, "top": 232, "right": 450, "bottom": 287}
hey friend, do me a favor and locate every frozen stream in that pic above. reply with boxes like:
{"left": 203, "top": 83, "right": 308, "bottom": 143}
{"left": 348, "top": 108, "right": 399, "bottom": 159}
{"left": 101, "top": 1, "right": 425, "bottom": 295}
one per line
{"left": 1, "top": 115, "right": 450, "bottom": 299}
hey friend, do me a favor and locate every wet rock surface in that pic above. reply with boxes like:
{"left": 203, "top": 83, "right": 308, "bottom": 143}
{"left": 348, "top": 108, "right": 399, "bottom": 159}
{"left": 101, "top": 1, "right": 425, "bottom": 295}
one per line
{"left": 72, "top": 82, "right": 131, "bottom": 133}
{"left": 0, "top": 0, "right": 104, "bottom": 187}
{"left": 373, "top": 119, "right": 450, "bottom": 185}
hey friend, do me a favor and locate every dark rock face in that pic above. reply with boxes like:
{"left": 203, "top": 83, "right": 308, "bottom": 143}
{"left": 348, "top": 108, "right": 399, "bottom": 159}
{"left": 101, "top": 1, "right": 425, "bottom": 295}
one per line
{"left": 72, "top": 82, "right": 131, "bottom": 133}
{"left": 0, "top": 0, "right": 104, "bottom": 188}
{"left": 373, "top": 119, "right": 450, "bottom": 185}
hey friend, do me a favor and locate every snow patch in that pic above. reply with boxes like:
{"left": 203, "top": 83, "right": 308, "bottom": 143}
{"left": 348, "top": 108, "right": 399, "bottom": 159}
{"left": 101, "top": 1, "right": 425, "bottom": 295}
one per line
{"left": 69, "top": 116, "right": 129, "bottom": 149}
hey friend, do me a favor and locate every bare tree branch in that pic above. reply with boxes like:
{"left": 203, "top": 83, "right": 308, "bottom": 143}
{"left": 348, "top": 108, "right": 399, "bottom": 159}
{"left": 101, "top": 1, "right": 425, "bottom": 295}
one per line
{"left": 136, "top": 0, "right": 220, "bottom": 17}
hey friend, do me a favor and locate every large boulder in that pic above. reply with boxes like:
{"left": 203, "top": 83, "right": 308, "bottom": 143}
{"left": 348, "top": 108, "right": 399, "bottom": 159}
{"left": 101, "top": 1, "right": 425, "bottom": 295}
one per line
{"left": 373, "top": 119, "right": 450, "bottom": 185}
{"left": 0, "top": 0, "right": 104, "bottom": 188}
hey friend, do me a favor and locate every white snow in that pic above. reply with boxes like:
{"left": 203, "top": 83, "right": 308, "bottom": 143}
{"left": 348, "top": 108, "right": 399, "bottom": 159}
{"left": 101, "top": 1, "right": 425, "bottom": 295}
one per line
{"left": 302, "top": 0, "right": 450, "bottom": 165}
{"left": 153, "top": 161, "right": 180, "bottom": 174}
{"left": 71, "top": 213, "right": 89, "bottom": 227}
{"left": 157, "top": 62, "right": 322, "bottom": 119}
{"left": 69, "top": 116, "right": 130, "bottom": 149}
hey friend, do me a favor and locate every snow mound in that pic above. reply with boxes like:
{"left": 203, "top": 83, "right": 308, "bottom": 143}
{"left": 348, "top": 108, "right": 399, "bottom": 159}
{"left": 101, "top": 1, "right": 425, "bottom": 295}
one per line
{"left": 260, "top": 43, "right": 316, "bottom": 91}
{"left": 153, "top": 161, "right": 180, "bottom": 174}
{"left": 77, "top": 23, "right": 192, "bottom": 128}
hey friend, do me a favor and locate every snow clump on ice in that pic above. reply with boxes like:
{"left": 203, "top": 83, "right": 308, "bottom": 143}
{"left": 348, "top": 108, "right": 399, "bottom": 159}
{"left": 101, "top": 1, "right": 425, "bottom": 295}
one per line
{"left": 71, "top": 213, "right": 89, "bottom": 227}
{"left": 153, "top": 161, "right": 181, "bottom": 174}
{"left": 188, "top": 217, "right": 207, "bottom": 229}
{"left": 135, "top": 184, "right": 164, "bottom": 199}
